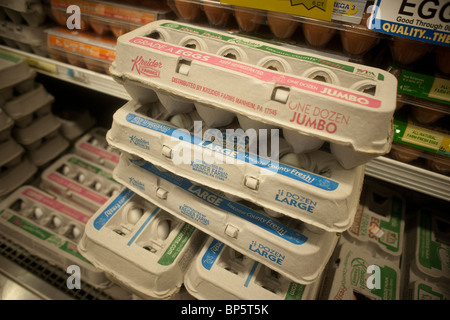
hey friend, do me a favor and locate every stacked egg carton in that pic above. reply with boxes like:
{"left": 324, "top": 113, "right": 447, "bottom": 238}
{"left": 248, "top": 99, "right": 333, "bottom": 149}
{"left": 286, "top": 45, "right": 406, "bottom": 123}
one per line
{"left": 0, "top": 52, "right": 70, "bottom": 172}
{"left": 77, "top": 19, "right": 396, "bottom": 299}
{"left": 402, "top": 207, "right": 450, "bottom": 300}
{"left": 319, "top": 179, "right": 406, "bottom": 300}
{"left": 0, "top": 0, "right": 49, "bottom": 56}
{"left": 0, "top": 52, "right": 39, "bottom": 198}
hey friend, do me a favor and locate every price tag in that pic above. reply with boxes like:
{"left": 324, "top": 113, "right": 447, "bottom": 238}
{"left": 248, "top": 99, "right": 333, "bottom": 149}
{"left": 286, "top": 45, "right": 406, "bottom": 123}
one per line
{"left": 368, "top": 0, "right": 450, "bottom": 46}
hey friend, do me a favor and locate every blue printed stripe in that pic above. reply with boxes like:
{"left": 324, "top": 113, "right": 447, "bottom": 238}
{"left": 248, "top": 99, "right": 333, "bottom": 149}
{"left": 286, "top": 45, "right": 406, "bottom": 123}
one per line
{"left": 126, "top": 113, "right": 338, "bottom": 191}
{"left": 244, "top": 262, "right": 259, "bottom": 287}
{"left": 201, "top": 239, "right": 224, "bottom": 270}
{"left": 129, "top": 158, "right": 308, "bottom": 245}
{"left": 127, "top": 207, "right": 159, "bottom": 246}
{"left": 93, "top": 188, "right": 135, "bottom": 230}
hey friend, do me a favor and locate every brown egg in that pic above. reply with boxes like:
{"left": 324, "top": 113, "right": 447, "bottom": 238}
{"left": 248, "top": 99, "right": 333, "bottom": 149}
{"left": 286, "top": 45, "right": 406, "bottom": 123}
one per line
{"left": 48, "top": 47, "right": 67, "bottom": 62}
{"left": 66, "top": 52, "right": 84, "bottom": 67}
{"left": 390, "top": 142, "right": 423, "bottom": 163}
{"left": 302, "top": 22, "right": 336, "bottom": 47}
{"left": 203, "top": 2, "right": 231, "bottom": 26}
{"left": 267, "top": 11, "right": 299, "bottom": 39}
{"left": 390, "top": 37, "right": 432, "bottom": 65}
{"left": 84, "top": 57, "right": 104, "bottom": 73}
{"left": 340, "top": 12, "right": 378, "bottom": 55}
{"left": 427, "top": 153, "right": 450, "bottom": 175}
{"left": 411, "top": 104, "right": 447, "bottom": 124}
{"left": 174, "top": 0, "right": 201, "bottom": 21}
{"left": 234, "top": 7, "right": 265, "bottom": 33}
{"left": 89, "top": 18, "right": 110, "bottom": 36}
{"left": 110, "top": 24, "right": 131, "bottom": 38}
{"left": 435, "top": 45, "right": 450, "bottom": 74}
{"left": 51, "top": 8, "right": 67, "bottom": 26}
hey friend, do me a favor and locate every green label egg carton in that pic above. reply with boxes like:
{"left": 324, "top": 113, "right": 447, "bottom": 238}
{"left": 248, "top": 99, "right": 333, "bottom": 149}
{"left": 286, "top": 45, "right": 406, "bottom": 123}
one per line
{"left": 184, "top": 236, "right": 323, "bottom": 300}
{"left": 110, "top": 20, "right": 398, "bottom": 169}
{"left": 344, "top": 179, "right": 406, "bottom": 262}
{"left": 112, "top": 152, "right": 339, "bottom": 285}
{"left": 0, "top": 185, "right": 110, "bottom": 288}
{"left": 40, "top": 154, "right": 123, "bottom": 213}
{"left": 107, "top": 100, "right": 365, "bottom": 232}
{"left": 77, "top": 187, "right": 205, "bottom": 300}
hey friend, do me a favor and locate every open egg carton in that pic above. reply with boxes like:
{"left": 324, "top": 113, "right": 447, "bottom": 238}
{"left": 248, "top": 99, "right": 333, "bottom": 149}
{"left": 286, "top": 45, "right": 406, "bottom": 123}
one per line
{"left": 403, "top": 206, "right": 450, "bottom": 298}
{"left": 167, "top": 0, "right": 386, "bottom": 59}
{"left": 77, "top": 187, "right": 205, "bottom": 300}
{"left": 319, "top": 237, "right": 402, "bottom": 300}
{"left": 343, "top": 179, "right": 406, "bottom": 264}
{"left": 112, "top": 150, "right": 340, "bottom": 285}
{"left": 46, "top": 27, "right": 116, "bottom": 74}
{"left": 40, "top": 153, "right": 124, "bottom": 214}
{"left": 50, "top": 0, "right": 174, "bottom": 38}
{"left": 110, "top": 19, "right": 398, "bottom": 169}
{"left": 107, "top": 99, "right": 365, "bottom": 233}
{"left": 184, "top": 236, "right": 324, "bottom": 300}
{"left": 74, "top": 127, "right": 120, "bottom": 170}
{"left": 0, "top": 185, "right": 112, "bottom": 288}
{"left": 0, "top": 0, "right": 48, "bottom": 27}
{"left": 0, "top": 19, "right": 49, "bottom": 56}
{"left": 388, "top": 108, "right": 450, "bottom": 176}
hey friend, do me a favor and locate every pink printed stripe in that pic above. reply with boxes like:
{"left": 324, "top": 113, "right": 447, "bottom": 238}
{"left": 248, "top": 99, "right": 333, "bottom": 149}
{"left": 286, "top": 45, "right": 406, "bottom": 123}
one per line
{"left": 22, "top": 188, "right": 92, "bottom": 224}
{"left": 47, "top": 173, "right": 108, "bottom": 205}
{"left": 129, "top": 37, "right": 382, "bottom": 109}
{"left": 79, "top": 142, "right": 119, "bottom": 163}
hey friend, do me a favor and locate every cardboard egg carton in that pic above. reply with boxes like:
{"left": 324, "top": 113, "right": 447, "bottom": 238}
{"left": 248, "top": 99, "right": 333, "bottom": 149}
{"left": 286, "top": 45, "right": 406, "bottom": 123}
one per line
{"left": 343, "top": 179, "right": 406, "bottom": 262}
{"left": 54, "top": 107, "right": 96, "bottom": 142}
{"left": 27, "top": 132, "right": 69, "bottom": 167}
{"left": 320, "top": 238, "right": 401, "bottom": 300}
{"left": 0, "top": 108, "right": 14, "bottom": 141}
{"left": 112, "top": 151, "right": 340, "bottom": 285}
{"left": 184, "top": 236, "right": 323, "bottom": 300}
{"left": 405, "top": 266, "right": 450, "bottom": 300}
{"left": 40, "top": 153, "right": 124, "bottom": 213}
{"left": 0, "top": 51, "right": 36, "bottom": 95}
{"left": 0, "top": 0, "right": 47, "bottom": 27}
{"left": 107, "top": 100, "right": 365, "bottom": 232}
{"left": 77, "top": 187, "right": 205, "bottom": 300}
{"left": 13, "top": 112, "right": 61, "bottom": 149}
{"left": 110, "top": 20, "right": 397, "bottom": 168}
{"left": 0, "top": 185, "right": 111, "bottom": 288}
{"left": 0, "top": 20, "right": 48, "bottom": 56}
{"left": 74, "top": 127, "right": 120, "bottom": 170}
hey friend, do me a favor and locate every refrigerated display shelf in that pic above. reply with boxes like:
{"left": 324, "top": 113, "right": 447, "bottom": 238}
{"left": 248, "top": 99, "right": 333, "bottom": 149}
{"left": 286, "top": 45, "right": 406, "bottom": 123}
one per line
{"left": 0, "top": 45, "right": 448, "bottom": 202}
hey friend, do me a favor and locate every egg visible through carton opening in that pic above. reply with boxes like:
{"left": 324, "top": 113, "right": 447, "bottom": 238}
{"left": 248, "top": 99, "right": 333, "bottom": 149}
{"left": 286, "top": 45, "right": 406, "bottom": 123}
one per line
{"left": 390, "top": 142, "right": 423, "bottom": 163}
{"left": 302, "top": 21, "right": 336, "bottom": 47}
{"left": 390, "top": 37, "right": 432, "bottom": 65}
{"left": 174, "top": 0, "right": 202, "bottom": 21}
{"left": 234, "top": 7, "right": 265, "bottom": 33}
{"left": 203, "top": 1, "right": 231, "bottom": 26}
{"left": 426, "top": 153, "right": 450, "bottom": 175}
{"left": 340, "top": 12, "right": 378, "bottom": 56}
{"left": 267, "top": 11, "right": 299, "bottom": 40}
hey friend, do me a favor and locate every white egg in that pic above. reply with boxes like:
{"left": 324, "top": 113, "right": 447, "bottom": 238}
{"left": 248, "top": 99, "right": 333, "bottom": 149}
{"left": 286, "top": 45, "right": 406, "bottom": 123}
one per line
{"left": 93, "top": 181, "right": 102, "bottom": 191}
{"left": 77, "top": 173, "right": 86, "bottom": 183}
{"left": 62, "top": 165, "right": 70, "bottom": 175}
{"left": 72, "top": 226, "right": 81, "bottom": 238}
{"left": 157, "top": 220, "right": 170, "bottom": 240}
{"left": 53, "top": 216, "right": 62, "bottom": 228}
{"left": 34, "top": 207, "right": 44, "bottom": 219}
{"left": 128, "top": 207, "right": 143, "bottom": 225}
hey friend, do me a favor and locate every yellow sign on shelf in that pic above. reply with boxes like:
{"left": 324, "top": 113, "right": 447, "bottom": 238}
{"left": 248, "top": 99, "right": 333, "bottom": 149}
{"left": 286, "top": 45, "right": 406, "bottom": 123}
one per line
{"left": 221, "top": 0, "right": 335, "bottom": 21}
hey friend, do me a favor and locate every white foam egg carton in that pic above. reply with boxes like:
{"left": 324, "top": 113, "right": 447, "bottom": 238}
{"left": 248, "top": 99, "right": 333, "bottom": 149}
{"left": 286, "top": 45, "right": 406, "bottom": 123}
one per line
{"left": 113, "top": 151, "right": 340, "bottom": 285}
{"left": 184, "top": 236, "right": 323, "bottom": 300}
{"left": 77, "top": 187, "right": 205, "bottom": 300}
{"left": 110, "top": 20, "right": 397, "bottom": 168}
{"left": 0, "top": 20, "right": 48, "bottom": 55}
{"left": 343, "top": 179, "right": 406, "bottom": 262}
{"left": 2, "top": 83, "right": 54, "bottom": 123}
{"left": 13, "top": 112, "right": 61, "bottom": 149}
{"left": 0, "top": 185, "right": 111, "bottom": 288}
{"left": 406, "top": 207, "right": 450, "bottom": 284}
{"left": 107, "top": 100, "right": 365, "bottom": 232}
{"left": 74, "top": 127, "right": 120, "bottom": 170}
{"left": 0, "top": 51, "right": 36, "bottom": 93}
{"left": 0, "top": 0, "right": 47, "bottom": 27}
{"left": 40, "top": 154, "right": 124, "bottom": 213}
{"left": 320, "top": 238, "right": 401, "bottom": 300}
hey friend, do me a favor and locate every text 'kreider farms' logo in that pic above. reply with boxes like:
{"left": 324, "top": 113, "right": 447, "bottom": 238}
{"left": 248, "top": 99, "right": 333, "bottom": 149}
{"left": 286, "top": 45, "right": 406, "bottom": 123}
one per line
{"left": 131, "top": 56, "right": 162, "bottom": 78}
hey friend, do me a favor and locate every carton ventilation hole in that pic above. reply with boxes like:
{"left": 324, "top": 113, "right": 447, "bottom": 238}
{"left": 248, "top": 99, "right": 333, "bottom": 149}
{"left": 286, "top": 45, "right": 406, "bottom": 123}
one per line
{"left": 10, "top": 199, "right": 25, "bottom": 212}
{"left": 271, "top": 87, "right": 290, "bottom": 103}
{"left": 223, "top": 53, "right": 237, "bottom": 60}
{"left": 176, "top": 59, "right": 191, "bottom": 75}
{"left": 358, "top": 84, "right": 377, "bottom": 96}
{"left": 143, "top": 245, "right": 157, "bottom": 253}
{"left": 145, "top": 31, "right": 163, "bottom": 40}
{"left": 114, "top": 229, "right": 126, "bottom": 236}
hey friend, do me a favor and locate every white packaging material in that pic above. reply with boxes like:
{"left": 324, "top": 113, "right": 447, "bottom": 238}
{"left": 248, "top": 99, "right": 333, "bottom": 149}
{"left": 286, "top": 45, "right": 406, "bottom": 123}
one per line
{"left": 0, "top": 0, "right": 47, "bottom": 27}
{"left": 110, "top": 20, "right": 397, "bottom": 167}
{"left": 184, "top": 236, "right": 323, "bottom": 300}
{"left": 344, "top": 179, "right": 406, "bottom": 261}
{"left": 2, "top": 83, "right": 54, "bottom": 123}
{"left": 0, "top": 157, "right": 37, "bottom": 197}
{"left": 40, "top": 154, "right": 123, "bottom": 213}
{"left": 0, "top": 20, "right": 48, "bottom": 55}
{"left": 12, "top": 113, "right": 61, "bottom": 149}
{"left": 107, "top": 100, "right": 365, "bottom": 232}
{"left": 320, "top": 239, "right": 401, "bottom": 300}
{"left": 78, "top": 188, "right": 205, "bottom": 299}
{"left": 0, "top": 186, "right": 111, "bottom": 288}
{"left": 113, "top": 152, "right": 340, "bottom": 285}
{"left": 27, "top": 132, "right": 69, "bottom": 167}
{"left": 74, "top": 127, "right": 120, "bottom": 170}
{"left": 0, "top": 48, "right": 35, "bottom": 92}
{"left": 406, "top": 208, "right": 450, "bottom": 284}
